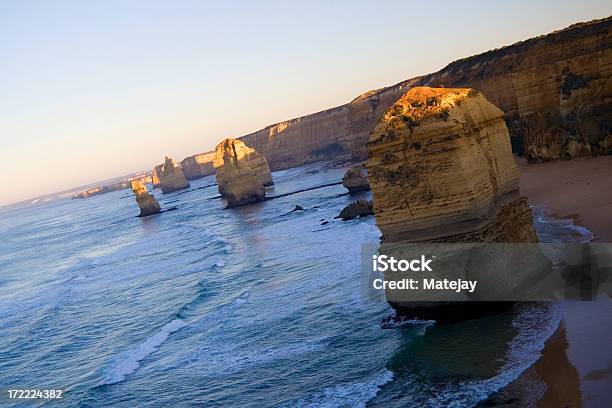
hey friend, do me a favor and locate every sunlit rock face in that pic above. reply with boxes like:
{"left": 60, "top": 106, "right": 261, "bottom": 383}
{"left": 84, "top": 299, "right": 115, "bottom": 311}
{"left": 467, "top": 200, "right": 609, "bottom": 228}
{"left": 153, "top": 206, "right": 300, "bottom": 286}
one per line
{"left": 233, "top": 17, "right": 610, "bottom": 165}
{"left": 422, "top": 17, "right": 612, "bottom": 161}
{"left": 151, "top": 165, "right": 162, "bottom": 189}
{"left": 367, "top": 87, "right": 547, "bottom": 322}
{"left": 181, "top": 152, "right": 216, "bottom": 180}
{"left": 367, "top": 87, "right": 536, "bottom": 243}
{"left": 341, "top": 168, "right": 370, "bottom": 193}
{"left": 158, "top": 156, "right": 190, "bottom": 193}
{"left": 213, "top": 139, "right": 266, "bottom": 208}
{"left": 130, "top": 180, "right": 161, "bottom": 217}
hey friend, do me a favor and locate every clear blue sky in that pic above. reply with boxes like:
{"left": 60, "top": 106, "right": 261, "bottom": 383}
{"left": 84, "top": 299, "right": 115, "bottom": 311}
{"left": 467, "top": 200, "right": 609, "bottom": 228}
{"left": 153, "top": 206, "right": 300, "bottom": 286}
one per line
{"left": 1, "top": 0, "right": 609, "bottom": 204}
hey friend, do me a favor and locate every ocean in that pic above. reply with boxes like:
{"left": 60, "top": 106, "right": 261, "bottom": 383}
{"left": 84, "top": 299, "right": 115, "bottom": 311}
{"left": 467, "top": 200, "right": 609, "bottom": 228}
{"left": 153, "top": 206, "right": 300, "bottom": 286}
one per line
{"left": 0, "top": 162, "right": 592, "bottom": 407}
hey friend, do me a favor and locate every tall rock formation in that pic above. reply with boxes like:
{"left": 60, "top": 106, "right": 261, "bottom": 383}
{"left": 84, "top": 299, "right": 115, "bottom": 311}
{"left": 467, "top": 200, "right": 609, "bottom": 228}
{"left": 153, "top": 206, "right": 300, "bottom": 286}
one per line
{"left": 180, "top": 152, "right": 216, "bottom": 180}
{"left": 213, "top": 139, "right": 266, "bottom": 208}
{"left": 130, "top": 180, "right": 161, "bottom": 217}
{"left": 367, "top": 87, "right": 547, "bottom": 321}
{"left": 158, "top": 156, "right": 190, "bottom": 193}
{"left": 152, "top": 165, "right": 162, "bottom": 189}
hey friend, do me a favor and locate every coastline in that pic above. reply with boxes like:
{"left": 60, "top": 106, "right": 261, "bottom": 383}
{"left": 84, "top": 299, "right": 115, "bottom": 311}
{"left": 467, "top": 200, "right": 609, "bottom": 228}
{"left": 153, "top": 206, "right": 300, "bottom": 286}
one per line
{"left": 494, "top": 157, "right": 612, "bottom": 407}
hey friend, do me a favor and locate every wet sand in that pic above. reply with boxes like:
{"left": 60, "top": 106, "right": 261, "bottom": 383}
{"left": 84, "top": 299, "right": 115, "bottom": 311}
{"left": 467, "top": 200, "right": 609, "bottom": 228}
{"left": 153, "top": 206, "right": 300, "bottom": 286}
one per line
{"left": 519, "top": 155, "right": 612, "bottom": 242}
{"left": 503, "top": 156, "right": 612, "bottom": 407}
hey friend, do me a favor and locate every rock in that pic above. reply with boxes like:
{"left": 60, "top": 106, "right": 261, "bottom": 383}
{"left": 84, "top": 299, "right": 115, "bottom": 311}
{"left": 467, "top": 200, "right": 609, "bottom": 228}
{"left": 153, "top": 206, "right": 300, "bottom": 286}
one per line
{"left": 158, "top": 156, "right": 190, "bottom": 193}
{"left": 213, "top": 139, "right": 266, "bottom": 208}
{"left": 291, "top": 205, "right": 304, "bottom": 212}
{"left": 337, "top": 199, "right": 373, "bottom": 220}
{"left": 180, "top": 151, "right": 216, "bottom": 180}
{"left": 214, "top": 139, "right": 273, "bottom": 196}
{"left": 130, "top": 180, "right": 161, "bottom": 217}
{"left": 367, "top": 87, "right": 549, "bottom": 322}
{"left": 321, "top": 220, "right": 329, "bottom": 225}
{"left": 151, "top": 165, "right": 162, "bottom": 189}
{"left": 342, "top": 168, "right": 370, "bottom": 193}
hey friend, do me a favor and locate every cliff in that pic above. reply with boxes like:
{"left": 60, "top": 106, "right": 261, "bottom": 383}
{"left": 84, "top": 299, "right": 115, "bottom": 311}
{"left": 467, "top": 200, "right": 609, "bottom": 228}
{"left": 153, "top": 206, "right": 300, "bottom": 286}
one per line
{"left": 213, "top": 139, "right": 266, "bottom": 207}
{"left": 421, "top": 17, "right": 612, "bottom": 161}
{"left": 177, "top": 16, "right": 610, "bottom": 171}
{"left": 180, "top": 152, "right": 216, "bottom": 180}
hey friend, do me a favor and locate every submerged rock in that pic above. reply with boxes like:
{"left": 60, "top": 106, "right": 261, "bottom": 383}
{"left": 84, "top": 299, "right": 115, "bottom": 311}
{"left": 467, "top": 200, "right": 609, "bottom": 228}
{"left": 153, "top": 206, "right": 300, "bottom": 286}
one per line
{"left": 158, "top": 156, "right": 190, "bottom": 193}
{"left": 337, "top": 199, "right": 373, "bottom": 220}
{"left": 213, "top": 139, "right": 266, "bottom": 208}
{"left": 342, "top": 168, "right": 370, "bottom": 193}
{"left": 131, "top": 180, "right": 161, "bottom": 217}
{"left": 367, "top": 87, "right": 549, "bottom": 322}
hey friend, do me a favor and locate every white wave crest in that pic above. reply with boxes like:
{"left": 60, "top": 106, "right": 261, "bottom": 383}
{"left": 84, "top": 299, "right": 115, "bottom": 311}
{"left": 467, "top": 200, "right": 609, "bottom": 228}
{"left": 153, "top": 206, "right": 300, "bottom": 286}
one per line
{"left": 103, "top": 318, "right": 187, "bottom": 385}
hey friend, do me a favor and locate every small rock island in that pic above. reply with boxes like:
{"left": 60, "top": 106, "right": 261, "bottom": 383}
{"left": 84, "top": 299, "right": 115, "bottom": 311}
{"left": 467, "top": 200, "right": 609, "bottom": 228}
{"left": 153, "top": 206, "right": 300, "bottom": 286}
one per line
{"left": 130, "top": 180, "right": 161, "bottom": 217}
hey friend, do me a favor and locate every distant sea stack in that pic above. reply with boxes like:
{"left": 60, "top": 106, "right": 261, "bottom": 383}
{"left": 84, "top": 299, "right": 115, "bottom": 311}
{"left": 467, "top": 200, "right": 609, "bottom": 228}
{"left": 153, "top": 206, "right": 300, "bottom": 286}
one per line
{"left": 213, "top": 139, "right": 266, "bottom": 208}
{"left": 151, "top": 165, "right": 162, "bottom": 189}
{"left": 158, "top": 156, "right": 190, "bottom": 193}
{"left": 367, "top": 87, "right": 548, "bottom": 322}
{"left": 130, "top": 180, "right": 161, "bottom": 217}
{"left": 181, "top": 151, "right": 216, "bottom": 180}
{"left": 342, "top": 168, "right": 370, "bottom": 193}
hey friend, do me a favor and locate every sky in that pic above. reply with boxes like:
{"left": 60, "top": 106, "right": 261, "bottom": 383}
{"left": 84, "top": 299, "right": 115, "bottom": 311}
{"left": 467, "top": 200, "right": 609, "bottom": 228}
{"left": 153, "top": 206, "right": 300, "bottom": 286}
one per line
{"left": 1, "top": 0, "right": 610, "bottom": 204}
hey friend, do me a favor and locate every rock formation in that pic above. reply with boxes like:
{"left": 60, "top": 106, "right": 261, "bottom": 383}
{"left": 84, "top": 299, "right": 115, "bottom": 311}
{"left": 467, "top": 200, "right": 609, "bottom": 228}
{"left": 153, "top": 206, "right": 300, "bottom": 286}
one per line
{"left": 157, "top": 156, "right": 190, "bottom": 193}
{"left": 367, "top": 87, "right": 548, "bottom": 321}
{"left": 337, "top": 199, "right": 374, "bottom": 221}
{"left": 130, "top": 180, "right": 161, "bottom": 217}
{"left": 342, "top": 168, "right": 370, "bottom": 193}
{"left": 151, "top": 165, "right": 162, "bottom": 189}
{"left": 213, "top": 139, "right": 266, "bottom": 208}
{"left": 181, "top": 152, "right": 216, "bottom": 180}
{"left": 214, "top": 138, "right": 273, "bottom": 196}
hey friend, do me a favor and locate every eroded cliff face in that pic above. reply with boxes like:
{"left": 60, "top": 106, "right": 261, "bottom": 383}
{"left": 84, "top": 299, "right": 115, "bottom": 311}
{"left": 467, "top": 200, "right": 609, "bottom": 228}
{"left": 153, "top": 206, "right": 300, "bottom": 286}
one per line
{"left": 234, "top": 17, "right": 612, "bottom": 166}
{"left": 422, "top": 17, "right": 612, "bottom": 161}
{"left": 176, "top": 17, "right": 609, "bottom": 174}
{"left": 367, "top": 87, "right": 537, "bottom": 242}
{"left": 213, "top": 139, "right": 266, "bottom": 208}
{"left": 158, "top": 156, "right": 190, "bottom": 193}
{"left": 181, "top": 152, "right": 216, "bottom": 180}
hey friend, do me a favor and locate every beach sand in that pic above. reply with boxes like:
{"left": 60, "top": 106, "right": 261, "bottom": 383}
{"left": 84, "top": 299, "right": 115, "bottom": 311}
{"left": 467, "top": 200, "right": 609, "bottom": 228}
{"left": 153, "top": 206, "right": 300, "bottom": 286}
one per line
{"left": 495, "top": 156, "right": 612, "bottom": 407}
{"left": 519, "top": 155, "right": 612, "bottom": 242}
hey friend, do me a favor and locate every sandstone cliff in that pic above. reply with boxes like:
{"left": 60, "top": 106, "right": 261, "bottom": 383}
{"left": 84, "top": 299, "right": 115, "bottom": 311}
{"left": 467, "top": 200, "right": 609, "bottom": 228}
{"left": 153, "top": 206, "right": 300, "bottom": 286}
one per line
{"left": 367, "top": 87, "right": 547, "bottom": 321}
{"left": 421, "top": 17, "right": 612, "bottom": 161}
{"left": 158, "top": 156, "right": 190, "bottom": 193}
{"left": 181, "top": 152, "right": 216, "bottom": 180}
{"left": 130, "top": 180, "right": 161, "bottom": 217}
{"left": 213, "top": 139, "right": 266, "bottom": 208}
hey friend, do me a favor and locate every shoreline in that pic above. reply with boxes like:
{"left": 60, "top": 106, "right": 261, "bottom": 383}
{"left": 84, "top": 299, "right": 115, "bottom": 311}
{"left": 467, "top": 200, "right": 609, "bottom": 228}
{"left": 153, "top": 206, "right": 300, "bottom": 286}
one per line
{"left": 494, "top": 156, "right": 612, "bottom": 407}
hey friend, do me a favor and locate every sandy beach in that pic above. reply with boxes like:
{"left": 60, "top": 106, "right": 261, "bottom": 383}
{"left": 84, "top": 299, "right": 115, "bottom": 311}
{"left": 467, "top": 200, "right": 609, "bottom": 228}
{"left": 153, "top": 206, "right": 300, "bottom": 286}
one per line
{"left": 514, "top": 156, "right": 612, "bottom": 407}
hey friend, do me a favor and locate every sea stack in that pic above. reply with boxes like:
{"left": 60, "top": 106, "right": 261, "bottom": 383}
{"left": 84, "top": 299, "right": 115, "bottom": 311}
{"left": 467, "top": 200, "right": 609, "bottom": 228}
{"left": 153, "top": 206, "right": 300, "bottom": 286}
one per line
{"left": 367, "top": 87, "right": 548, "bottom": 322}
{"left": 151, "top": 165, "right": 162, "bottom": 189}
{"left": 130, "top": 180, "right": 161, "bottom": 217}
{"left": 158, "top": 156, "right": 190, "bottom": 193}
{"left": 342, "top": 168, "right": 370, "bottom": 193}
{"left": 213, "top": 139, "right": 267, "bottom": 207}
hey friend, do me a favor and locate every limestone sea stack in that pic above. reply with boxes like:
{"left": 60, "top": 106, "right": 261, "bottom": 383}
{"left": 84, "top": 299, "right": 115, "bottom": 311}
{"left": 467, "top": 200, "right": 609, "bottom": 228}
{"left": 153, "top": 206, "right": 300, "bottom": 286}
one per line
{"left": 151, "top": 165, "right": 162, "bottom": 189}
{"left": 213, "top": 139, "right": 266, "bottom": 208}
{"left": 342, "top": 168, "right": 370, "bottom": 193}
{"left": 130, "top": 180, "right": 161, "bottom": 217}
{"left": 367, "top": 87, "right": 548, "bottom": 322}
{"left": 158, "top": 156, "right": 190, "bottom": 193}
